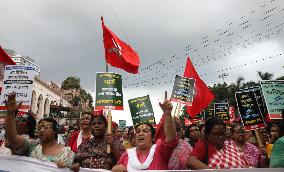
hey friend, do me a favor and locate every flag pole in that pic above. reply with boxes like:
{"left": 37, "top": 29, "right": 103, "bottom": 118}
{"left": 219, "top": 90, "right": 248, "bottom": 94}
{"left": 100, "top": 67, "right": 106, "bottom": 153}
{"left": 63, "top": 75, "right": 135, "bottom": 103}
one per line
{"left": 107, "top": 110, "right": 112, "bottom": 153}
{"left": 176, "top": 102, "right": 182, "bottom": 117}
{"left": 106, "top": 62, "right": 109, "bottom": 72}
{"left": 173, "top": 103, "right": 178, "bottom": 117}
{"left": 254, "top": 129, "right": 264, "bottom": 149}
{"left": 102, "top": 16, "right": 112, "bottom": 154}
{"left": 101, "top": 16, "right": 109, "bottom": 73}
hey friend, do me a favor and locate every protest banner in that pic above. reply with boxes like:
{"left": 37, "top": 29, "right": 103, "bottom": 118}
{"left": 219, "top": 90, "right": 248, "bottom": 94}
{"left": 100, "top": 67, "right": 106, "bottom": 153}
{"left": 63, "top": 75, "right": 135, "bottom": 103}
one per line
{"left": 0, "top": 65, "right": 36, "bottom": 117}
{"left": 189, "top": 110, "right": 204, "bottom": 124}
{"left": 119, "top": 120, "right": 126, "bottom": 129}
{"left": 253, "top": 86, "right": 267, "bottom": 117}
{"left": 95, "top": 72, "right": 123, "bottom": 110}
{"left": 0, "top": 154, "right": 109, "bottom": 172}
{"left": 128, "top": 95, "right": 155, "bottom": 127}
{"left": 170, "top": 75, "right": 195, "bottom": 106}
{"left": 235, "top": 90, "right": 265, "bottom": 130}
{"left": 260, "top": 80, "right": 284, "bottom": 119}
{"left": 0, "top": 154, "right": 281, "bottom": 172}
{"left": 205, "top": 108, "right": 214, "bottom": 120}
{"left": 214, "top": 103, "right": 230, "bottom": 123}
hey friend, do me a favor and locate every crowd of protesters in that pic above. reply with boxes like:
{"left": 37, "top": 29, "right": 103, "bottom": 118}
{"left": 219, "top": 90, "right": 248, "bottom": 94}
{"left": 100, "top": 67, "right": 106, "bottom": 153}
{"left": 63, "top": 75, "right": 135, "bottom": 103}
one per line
{"left": 0, "top": 93, "right": 284, "bottom": 171}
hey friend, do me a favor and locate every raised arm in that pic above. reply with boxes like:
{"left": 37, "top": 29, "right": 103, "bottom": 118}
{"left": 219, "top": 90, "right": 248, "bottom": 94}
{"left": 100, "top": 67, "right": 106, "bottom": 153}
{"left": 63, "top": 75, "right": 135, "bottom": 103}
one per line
{"left": 5, "top": 93, "right": 25, "bottom": 150}
{"left": 159, "top": 91, "right": 176, "bottom": 143}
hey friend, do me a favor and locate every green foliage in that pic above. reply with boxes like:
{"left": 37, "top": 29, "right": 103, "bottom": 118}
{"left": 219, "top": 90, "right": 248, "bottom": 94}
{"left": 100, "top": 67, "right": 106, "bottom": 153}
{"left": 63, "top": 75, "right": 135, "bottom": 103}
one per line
{"left": 79, "top": 88, "right": 94, "bottom": 110}
{"left": 61, "top": 76, "right": 94, "bottom": 111}
{"left": 276, "top": 76, "right": 284, "bottom": 80}
{"left": 72, "top": 96, "right": 81, "bottom": 106}
{"left": 61, "top": 77, "right": 80, "bottom": 89}
{"left": 257, "top": 71, "right": 274, "bottom": 80}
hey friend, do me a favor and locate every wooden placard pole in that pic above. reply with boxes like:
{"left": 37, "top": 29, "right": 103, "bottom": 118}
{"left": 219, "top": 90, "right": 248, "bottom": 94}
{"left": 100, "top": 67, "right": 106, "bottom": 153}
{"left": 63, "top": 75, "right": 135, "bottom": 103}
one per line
{"left": 176, "top": 102, "right": 182, "bottom": 117}
{"left": 173, "top": 103, "right": 178, "bottom": 117}
{"left": 254, "top": 129, "right": 264, "bottom": 149}
{"left": 107, "top": 110, "right": 112, "bottom": 154}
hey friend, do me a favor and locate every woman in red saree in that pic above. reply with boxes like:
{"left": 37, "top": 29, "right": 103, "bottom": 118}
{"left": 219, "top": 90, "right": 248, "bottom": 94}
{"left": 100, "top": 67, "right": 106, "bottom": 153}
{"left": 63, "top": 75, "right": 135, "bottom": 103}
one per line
{"left": 112, "top": 96, "right": 178, "bottom": 171}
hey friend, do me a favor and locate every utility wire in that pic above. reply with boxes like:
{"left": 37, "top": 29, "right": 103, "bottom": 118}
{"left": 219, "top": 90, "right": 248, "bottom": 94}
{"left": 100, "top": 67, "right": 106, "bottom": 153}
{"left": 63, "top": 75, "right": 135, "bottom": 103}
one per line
{"left": 106, "top": 0, "right": 132, "bottom": 45}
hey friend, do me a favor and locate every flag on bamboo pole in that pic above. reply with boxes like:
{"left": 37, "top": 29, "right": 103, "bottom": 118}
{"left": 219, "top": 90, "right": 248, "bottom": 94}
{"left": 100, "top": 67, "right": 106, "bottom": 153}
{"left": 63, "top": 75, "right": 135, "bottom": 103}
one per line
{"left": 101, "top": 17, "right": 140, "bottom": 74}
{"left": 184, "top": 57, "right": 215, "bottom": 118}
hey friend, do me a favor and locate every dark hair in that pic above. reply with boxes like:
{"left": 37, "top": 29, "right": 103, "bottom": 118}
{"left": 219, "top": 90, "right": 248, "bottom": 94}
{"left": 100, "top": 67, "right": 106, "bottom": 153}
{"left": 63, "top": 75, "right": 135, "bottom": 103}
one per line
{"left": 205, "top": 117, "right": 226, "bottom": 136}
{"left": 16, "top": 113, "right": 36, "bottom": 138}
{"left": 199, "top": 124, "right": 205, "bottom": 130}
{"left": 270, "top": 123, "right": 280, "bottom": 131}
{"left": 230, "top": 123, "right": 241, "bottom": 134}
{"left": 189, "top": 124, "right": 200, "bottom": 132}
{"left": 135, "top": 123, "right": 156, "bottom": 139}
{"left": 128, "top": 126, "right": 134, "bottom": 134}
{"left": 278, "top": 121, "right": 284, "bottom": 136}
{"left": 91, "top": 115, "right": 107, "bottom": 126}
{"left": 38, "top": 118, "right": 58, "bottom": 139}
{"left": 123, "top": 127, "right": 129, "bottom": 132}
{"left": 81, "top": 112, "right": 92, "bottom": 118}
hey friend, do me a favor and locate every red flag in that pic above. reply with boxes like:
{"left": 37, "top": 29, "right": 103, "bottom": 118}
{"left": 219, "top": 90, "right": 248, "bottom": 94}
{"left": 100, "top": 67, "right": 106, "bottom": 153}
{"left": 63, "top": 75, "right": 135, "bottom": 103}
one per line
{"left": 0, "top": 46, "right": 16, "bottom": 65}
{"left": 101, "top": 17, "right": 140, "bottom": 74}
{"left": 0, "top": 46, "right": 16, "bottom": 93}
{"left": 184, "top": 118, "right": 192, "bottom": 126}
{"left": 184, "top": 57, "right": 214, "bottom": 118}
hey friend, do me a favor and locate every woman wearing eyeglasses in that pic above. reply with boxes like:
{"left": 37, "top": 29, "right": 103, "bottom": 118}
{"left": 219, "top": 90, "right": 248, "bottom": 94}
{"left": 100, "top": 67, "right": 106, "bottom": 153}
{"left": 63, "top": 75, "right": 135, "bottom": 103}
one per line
{"left": 4, "top": 93, "right": 74, "bottom": 168}
{"left": 187, "top": 117, "right": 248, "bottom": 169}
{"left": 230, "top": 124, "right": 266, "bottom": 168}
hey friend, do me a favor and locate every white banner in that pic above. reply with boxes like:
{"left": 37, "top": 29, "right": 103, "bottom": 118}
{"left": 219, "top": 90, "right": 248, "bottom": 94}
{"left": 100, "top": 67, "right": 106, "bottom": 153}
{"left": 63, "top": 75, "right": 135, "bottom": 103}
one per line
{"left": 0, "top": 154, "right": 282, "bottom": 172}
{"left": 0, "top": 154, "right": 109, "bottom": 172}
{"left": 0, "top": 65, "right": 37, "bottom": 112}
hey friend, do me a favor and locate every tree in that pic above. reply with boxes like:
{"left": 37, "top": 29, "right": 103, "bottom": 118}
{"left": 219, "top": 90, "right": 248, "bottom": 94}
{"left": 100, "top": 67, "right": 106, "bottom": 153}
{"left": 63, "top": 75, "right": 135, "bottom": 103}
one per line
{"left": 61, "top": 77, "right": 80, "bottom": 89}
{"left": 236, "top": 76, "right": 244, "bottom": 88}
{"left": 61, "top": 76, "right": 94, "bottom": 111}
{"left": 257, "top": 71, "right": 274, "bottom": 80}
{"left": 276, "top": 76, "right": 284, "bottom": 80}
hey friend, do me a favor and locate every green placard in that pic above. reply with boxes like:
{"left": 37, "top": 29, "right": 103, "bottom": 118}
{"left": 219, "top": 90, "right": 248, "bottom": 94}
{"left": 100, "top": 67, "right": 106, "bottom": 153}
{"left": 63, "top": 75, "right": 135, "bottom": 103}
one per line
{"left": 95, "top": 72, "right": 123, "bottom": 110}
{"left": 128, "top": 95, "right": 155, "bottom": 127}
{"left": 260, "top": 80, "right": 284, "bottom": 119}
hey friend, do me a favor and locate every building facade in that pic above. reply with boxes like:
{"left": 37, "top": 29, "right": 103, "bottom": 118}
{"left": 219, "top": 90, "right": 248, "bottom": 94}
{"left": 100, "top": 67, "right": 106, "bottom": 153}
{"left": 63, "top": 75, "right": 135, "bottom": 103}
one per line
{"left": 11, "top": 55, "right": 41, "bottom": 75}
{"left": 31, "top": 77, "right": 72, "bottom": 121}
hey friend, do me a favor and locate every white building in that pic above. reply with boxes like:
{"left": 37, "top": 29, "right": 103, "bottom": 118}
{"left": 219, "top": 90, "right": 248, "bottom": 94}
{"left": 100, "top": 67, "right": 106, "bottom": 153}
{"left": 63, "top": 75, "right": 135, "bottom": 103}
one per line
{"left": 31, "top": 77, "right": 72, "bottom": 121}
{"left": 11, "top": 55, "right": 41, "bottom": 75}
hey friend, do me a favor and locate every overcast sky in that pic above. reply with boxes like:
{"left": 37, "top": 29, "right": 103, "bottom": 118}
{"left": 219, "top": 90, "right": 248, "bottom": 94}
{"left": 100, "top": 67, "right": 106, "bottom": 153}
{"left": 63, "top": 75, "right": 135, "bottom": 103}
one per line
{"left": 1, "top": 0, "right": 284, "bottom": 125}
